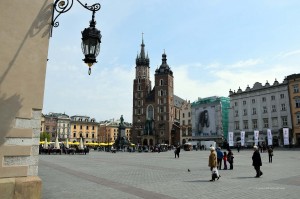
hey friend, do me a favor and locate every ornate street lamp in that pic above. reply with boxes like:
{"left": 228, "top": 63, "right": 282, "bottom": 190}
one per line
{"left": 51, "top": 0, "right": 102, "bottom": 75}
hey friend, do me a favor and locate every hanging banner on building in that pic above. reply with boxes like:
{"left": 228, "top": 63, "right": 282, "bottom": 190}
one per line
{"left": 254, "top": 130, "right": 259, "bottom": 146}
{"left": 267, "top": 129, "right": 272, "bottom": 146}
{"left": 283, "top": 128, "right": 289, "bottom": 145}
{"left": 240, "top": 131, "right": 245, "bottom": 146}
{"left": 228, "top": 132, "right": 234, "bottom": 147}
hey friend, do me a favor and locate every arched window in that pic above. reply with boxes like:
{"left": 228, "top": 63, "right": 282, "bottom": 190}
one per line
{"left": 147, "top": 105, "right": 154, "bottom": 120}
{"left": 160, "top": 79, "right": 163, "bottom": 86}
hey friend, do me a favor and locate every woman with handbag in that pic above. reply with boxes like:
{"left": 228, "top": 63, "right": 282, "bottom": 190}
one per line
{"left": 208, "top": 146, "right": 220, "bottom": 181}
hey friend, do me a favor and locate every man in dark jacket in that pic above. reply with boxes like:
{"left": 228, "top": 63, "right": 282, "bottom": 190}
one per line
{"left": 216, "top": 147, "right": 224, "bottom": 170}
{"left": 252, "top": 145, "right": 263, "bottom": 178}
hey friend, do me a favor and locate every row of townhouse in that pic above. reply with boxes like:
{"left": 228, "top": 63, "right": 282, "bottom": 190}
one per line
{"left": 228, "top": 74, "right": 300, "bottom": 146}
{"left": 187, "top": 74, "right": 300, "bottom": 147}
{"left": 41, "top": 113, "right": 132, "bottom": 143}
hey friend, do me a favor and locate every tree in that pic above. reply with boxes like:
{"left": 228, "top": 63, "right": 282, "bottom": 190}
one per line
{"left": 40, "top": 132, "right": 50, "bottom": 141}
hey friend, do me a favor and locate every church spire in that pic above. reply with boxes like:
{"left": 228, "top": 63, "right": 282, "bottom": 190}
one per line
{"left": 136, "top": 33, "right": 149, "bottom": 67}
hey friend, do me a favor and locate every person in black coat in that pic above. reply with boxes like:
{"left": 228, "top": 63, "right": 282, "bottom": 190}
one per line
{"left": 175, "top": 145, "right": 181, "bottom": 158}
{"left": 252, "top": 145, "right": 263, "bottom": 178}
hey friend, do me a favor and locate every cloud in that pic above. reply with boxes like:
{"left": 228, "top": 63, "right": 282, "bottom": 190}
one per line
{"left": 278, "top": 50, "right": 300, "bottom": 58}
{"left": 230, "top": 58, "right": 263, "bottom": 68}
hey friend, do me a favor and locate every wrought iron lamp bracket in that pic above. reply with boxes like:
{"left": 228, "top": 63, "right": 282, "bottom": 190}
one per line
{"left": 50, "top": 0, "right": 101, "bottom": 37}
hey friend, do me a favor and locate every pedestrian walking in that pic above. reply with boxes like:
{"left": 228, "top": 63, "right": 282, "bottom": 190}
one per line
{"left": 174, "top": 145, "right": 181, "bottom": 158}
{"left": 237, "top": 144, "right": 240, "bottom": 152}
{"left": 223, "top": 151, "right": 227, "bottom": 170}
{"left": 268, "top": 146, "right": 273, "bottom": 163}
{"left": 208, "top": 147, "right": 220, "bottom": 181}
{"left": 252, "top": 145, "right": 263, "bottom": 178}
{"left": 227, "top": 149, "right": 234, "bottom": 170}
{"left": 216, "top": 147, "right": 223, "bottom": 170}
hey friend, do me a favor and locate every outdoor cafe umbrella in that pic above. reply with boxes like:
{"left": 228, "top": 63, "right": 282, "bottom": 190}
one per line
{"left": 44, "top": 138, "right": 48, "bottom": 149}
{"left": 79, "top": 137, "right": 84, "bottom": 150}
{"left": 55, "top": 136, "right": 60, "bottom": 149}
{"left": 66, "top": 138, "right": 69, "bottom": 148}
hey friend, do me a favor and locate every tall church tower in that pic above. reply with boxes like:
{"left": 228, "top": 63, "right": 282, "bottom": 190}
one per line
{"left": 154, "top": 52, "right": 174, "bottom": 145}
{"left": 132, "top": 38, "right": 177, "bottom": 146}
{"left": 132, "top": 37, "right": 152, "bottom": 145}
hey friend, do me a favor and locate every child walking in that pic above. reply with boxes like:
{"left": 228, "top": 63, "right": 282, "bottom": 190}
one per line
{"left": 223, "top": 151, "right": 227, "bottom": 170}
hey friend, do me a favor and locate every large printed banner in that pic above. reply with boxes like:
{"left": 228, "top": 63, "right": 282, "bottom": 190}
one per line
{"left": 283, "top": 128, "right": 289, "bottom": 145}
{"left": 228, "top": 132, "right": 234, "bottom": 147}
{"left": 240, "top": 131, "right": 245, "bottom": 146}
{"left": 254, "top": 130, "right": 259, "bottom": 146}
{"left": 267, "top": 129, "right": 272, "bottom": 146}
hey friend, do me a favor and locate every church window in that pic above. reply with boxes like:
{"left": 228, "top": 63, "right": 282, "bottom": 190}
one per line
{"left": 147, "top": 105, "right": 154, "bottom": 120}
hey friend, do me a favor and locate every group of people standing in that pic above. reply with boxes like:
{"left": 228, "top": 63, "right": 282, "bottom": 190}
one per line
{"left": 208, "top": 147, "right": 234, "bottom": 181}
{"left": 208, "top": 145, "right": 274, "bottom": 181}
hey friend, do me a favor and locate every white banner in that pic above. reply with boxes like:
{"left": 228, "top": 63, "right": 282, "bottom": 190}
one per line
{"left": 283, "top": 128, "right": 289, "bottom": 145}
{"left": 267, "top": 129, "right": 272, "bottom": 146}
{"left": 240, "top": 131, "right": 245, "bottom": 146}
{"left": 254, "top": 130, "right": 259, "bottom": 146}
{"left": 228, "top": 132, "right": 234, "bottom": 147}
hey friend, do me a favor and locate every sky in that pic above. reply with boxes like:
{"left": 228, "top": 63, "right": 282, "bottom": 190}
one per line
{"left": 44, "top": 0, "right": 300, "bottom": 123}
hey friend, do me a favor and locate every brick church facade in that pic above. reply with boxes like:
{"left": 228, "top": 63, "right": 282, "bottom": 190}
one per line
{"left": 131, "top": 38, "right": 181, "bottom": 146}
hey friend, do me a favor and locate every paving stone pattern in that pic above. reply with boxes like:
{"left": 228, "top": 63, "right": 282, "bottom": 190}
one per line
{"left": 39, "top": 149, "right": 300, "bottom": 199}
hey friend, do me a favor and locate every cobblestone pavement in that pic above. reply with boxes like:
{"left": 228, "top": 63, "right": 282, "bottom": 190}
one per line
{"left": 39, "top": 149, "right": 300, "bottom": 199}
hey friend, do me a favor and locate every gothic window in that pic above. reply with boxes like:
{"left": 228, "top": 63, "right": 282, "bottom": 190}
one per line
{"left": 138, "top": 85, "right": 141, "bottom": 91}
{"left": 138, "top": 78, "right": 141, "bottom": 83}
{"left": 160, "top": 79, "right": 163, "bottom": 86}
{"left": 147, "top": 105, "right": 154, "bottom": 120}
